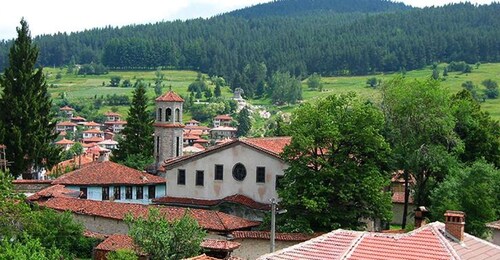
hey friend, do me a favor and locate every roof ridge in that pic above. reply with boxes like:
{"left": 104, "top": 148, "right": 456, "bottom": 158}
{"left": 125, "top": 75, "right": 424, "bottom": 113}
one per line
{"left": 341, "top": 230, "right": 366, "bottom": 259}
{"left": 429, "top": 223, "right": 461, "bottom": 260}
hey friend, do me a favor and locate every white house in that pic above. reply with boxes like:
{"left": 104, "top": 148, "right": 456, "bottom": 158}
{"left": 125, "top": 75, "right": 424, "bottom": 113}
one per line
{"left": 210, "top": 126, "right": 237, "bottom": 140}
{"left": 213, "top": 114, "right": 233, "bottom": 128}
{"left": 158, "top": 137, "right": 291, "bottom": 205}
{"left": 56, "top": 121, "right": 77, "bottom": 133}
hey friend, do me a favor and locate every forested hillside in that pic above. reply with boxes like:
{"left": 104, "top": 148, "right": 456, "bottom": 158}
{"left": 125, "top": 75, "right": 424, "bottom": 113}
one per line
{"left": 1, "top": 1, "right": 499, "bottom": 89}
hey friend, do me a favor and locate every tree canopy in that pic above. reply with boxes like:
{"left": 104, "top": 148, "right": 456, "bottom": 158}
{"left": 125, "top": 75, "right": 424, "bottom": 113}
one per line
{"left": 278, "top": 93, "right": 392, "bottom": 232}
{"left": 0, "top": 19, "right": 60, "bottom": 178}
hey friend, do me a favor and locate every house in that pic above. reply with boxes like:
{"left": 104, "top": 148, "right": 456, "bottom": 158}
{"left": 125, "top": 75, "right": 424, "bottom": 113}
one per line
{"left": 28, "top": 185, "right": 261, "bottom": 236}
{"left": 51, "top": 161, "right": 166, "bottom": 204}
{"left": 104, "top": 120, "right": 127, "bottom": 133}
{"left": 230, "top": 231, "right": 320, "bottom": 260}
{"left": 487, "top": 220, "right": 500, "bottom": 246}
{"left": 157, "top": 137, "right": 291, "bottom": 207}
{"left": 54, "top": 138, "right": 75, "bottom": 151}
{"left": 258, "top": 211, "right": 500, "bottom": 260}
{"left": 98, "top": 139, "right": 118, "bottom": 150}
{"left": 70, "top": 115, "right": 86, "bottom": 124}
{"left": 82, "top": 128, "right": 104, "bottom": 139}
{"left": 213, "top": 115, "right": 233, "bottom": 128}
{"left": 390, "top": 170, "right": 416, "bottom": 225}
{"left": 210, "top": 126, "right": 237, "bottom": 140}
{"left": 93, "top": 234, "right": 148, "bottom": 260}
{"left": 59, "top": 106, "right": 74, "bottom": 118}
{"left": 56, "top": 121, "right": 77, "bottom": 134}
{"left": 105, "top": 112, "right": 122, "bottom": 122}
{"left": 83, "top": 121, "right": 101, "bottom": 130}
{"left": 186, "top": 119, "right": 201, "bottom": 127}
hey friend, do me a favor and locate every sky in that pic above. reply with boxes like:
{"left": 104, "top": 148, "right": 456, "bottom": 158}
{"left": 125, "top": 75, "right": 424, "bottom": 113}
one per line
{"left": 0, "top": 0, "right": 496, "bottom": 41}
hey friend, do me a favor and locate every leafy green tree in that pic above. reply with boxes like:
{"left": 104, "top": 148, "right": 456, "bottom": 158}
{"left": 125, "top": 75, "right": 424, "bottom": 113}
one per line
{"left": 381, "top": 77, "right": 461, "bottom": 228}
{"left": 126, "top": 208, "right": 206, "bottom": 260}
{"left": 122, "top": 79, "right": 132, "bottom": 88}
{"left": 112, "top": 81, "right": 154, "bottom": 170}
{"left": 307, "top": 73, "right": 322, "bottom": 91}
{"left": 0, "top": 234, "right": 63, "bottom": 260}
{"left": 269, "top": 71, "right": 302, "bottom": 105}
{"left": 110, "top": 76, "right": 121, "bottom": 87}
{"left": 366, "top": 77, "right": 378, "bottom": 88}
{"left": 214, "top": 84, "right": 222, "bottom": 97}
{"left": 430, "top": 160, "right": 500, "bottom": 238}
{"left": 279, "top": 93, "right": 392, "bottom": 232}
{"left": 236, "top": 107, "right": 252, "bottom": 137}
{"left": 451, "top": 90, "right": 500, "bottom": 167}
{"left": 0, "top": 19, "right": 61, "bottom": 179}
{"left": 154, "top": 68, "right": 164, "bottom": 97}
{"left": 482, "top": 79, "right": 499, "bottom": 99}
{"left": 107, "top": 249, "right": 138, "bottom": 260}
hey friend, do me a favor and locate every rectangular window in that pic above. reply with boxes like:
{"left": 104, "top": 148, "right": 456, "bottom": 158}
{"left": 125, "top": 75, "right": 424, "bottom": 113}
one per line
{"left": 80, "top": 187, "right": 87, "bottom": 199}
{"left": 215, "top": 165, "right": 223, "bottom": 180}
{"left": 125, "top": 186, "right": 132, "bottom": 199}
{"left": 148, "top": 185, "right": 156, "bottom": 199}
{"left": 196, "top": 170, "right": 204, "bottom": 186}
{"left": 156, "top": 136, "right": 160, "bottom": 154}
{"left": 114, "top": 186, "right": 121, "bottom": 200}
{"left": 136, "top": 186, "right": 143, "bottom": 200}
{"left": 102, "top": 187, "right": 109, "bottom": 200}
{"left": 177, "top": 169, "right": 186, "bottom": 185}
{"left": 176, "top": 137, "right": 180, "bottom": 157}
{"left": 256, "top": 167, "right": 266, "bottom": 183}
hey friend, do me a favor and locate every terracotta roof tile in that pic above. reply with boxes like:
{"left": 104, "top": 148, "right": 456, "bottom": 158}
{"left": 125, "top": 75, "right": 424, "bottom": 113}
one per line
{"left": 33, "top": 196, "right": 260, "bottom": 232}
{"left": 259, "top": 223, "right": 500, "bottom": 260}
{"left": 95, "top": 234, "right": 147, "bottom": 256}
{"left": 83, "top": 230, "right": 108, "bottom": 240}
{"left": 156, "top": 91, "right": 184, "bottom": 102}
{"left": 214, "top": 115, "right": 233, "bottom": 120}
{"left": 241, "top": 137, "right": 291, "bottom": 156}
{"left": 55, "top": 138, "right": 75, "bottom": 145}
{"left": 47, "top": 154, "right": 94, "bottom": 175}
{"left": 71, "top": 116, "right": 86, "bottom": 121}
{"left": 27, "top": 184, "right": 81, "bottom": 201}
{"left": 201, "top": 239, "right": 241, "bottom": 251}
{"left": 60, "top": 106, "right": 74, "bottom": 111}
{"left": 83, "top": 121, "right": 101, "bottom": 127}
{"left": 57, "top": 121, "right": 77, "bottom": 127}
{"left": 105, "top": 112, "right": 121, "bottom": 117}
{"left": 487, "top": 220, "right": 500, "bottom": 230}
{"left": 231, "top": 231, "right": 321, "bottom": 242}
{"left": 52, "top": 161, "right": 165, "bottom": 185}
{"left": 83, "top": 129, "right": 103, "bottom": 134}
{"left": 82, "top": 137, "right": 105, "bottom": 143}
{"left": 153, "top": 194, "right": 271, "bottom": 211}
{"left": 185, "top": 254, "right": 220, "bottom": 260}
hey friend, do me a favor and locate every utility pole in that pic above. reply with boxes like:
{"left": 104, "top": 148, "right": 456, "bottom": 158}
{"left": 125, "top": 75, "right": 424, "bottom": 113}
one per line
{"left": 270, "top": 197, "right": 277, "bottom": 253}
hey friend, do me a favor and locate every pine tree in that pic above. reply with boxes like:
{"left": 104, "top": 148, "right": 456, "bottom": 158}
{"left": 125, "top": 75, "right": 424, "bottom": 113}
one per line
{"left": 0, "top": 19, "right": 60, "bottom": 179}
{"left": 236, "top": 107, "right": 251, "bottom": 137}
{"left": 112, "top": 80, "right": 154, "bottom": 169}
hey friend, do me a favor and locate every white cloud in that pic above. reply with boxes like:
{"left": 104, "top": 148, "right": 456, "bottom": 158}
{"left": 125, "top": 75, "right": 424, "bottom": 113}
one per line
{"left": 0, "top": 0, "right": 496, "bottom": 40}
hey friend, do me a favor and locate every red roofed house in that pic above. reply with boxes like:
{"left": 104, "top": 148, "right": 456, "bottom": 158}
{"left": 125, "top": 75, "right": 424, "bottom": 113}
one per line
{"left": 156, "top": 137, "right": 291, "bottom": 220}
{"left": 55, "top": 138, "right": 75, "bottom": 151}
{"left": 104, "top": 120, "right": 127, "bottom": 133}
{"left": 258, "top": 211, "right": 500, "bottom": 260}
{"left": 94, "top": 234, "right": 148, "bottom": 260}
{"left": 487, "top": 220, "right": 500, "bottom": 246}
{"left": 52, "top": 161, "right": 166, "bottom": 204}
{"left": 83, "top": 121, "right": 101, "bottom": 130}
{"left": 213, "top": 115, "right": 233, "bottom": 128}
{"left": 59, "top": 105, "right": 74, "bottom": 118}
{"left": 56, "top": 121, "right": 77, "bottom": 134}
{"left": 28, "top": 186, "right": 260, "bottom": 236}
{"left": 105, "top": 112, "right": 122, "bottom": 122}
{"left": 390, "top": 170, "right": 416, "bottom": 225}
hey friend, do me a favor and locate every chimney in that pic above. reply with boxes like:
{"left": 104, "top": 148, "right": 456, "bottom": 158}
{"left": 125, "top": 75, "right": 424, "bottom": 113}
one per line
{"left": 444, "top": 210, "right": 465, "bottom": 242}
{"left": 414, "top": 206, "right": 429, "bottom": 228}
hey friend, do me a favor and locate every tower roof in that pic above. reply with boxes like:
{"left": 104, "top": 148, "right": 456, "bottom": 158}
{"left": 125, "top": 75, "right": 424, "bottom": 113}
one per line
{"left": 156, "top": 91, "right": 184, "bottom": 102}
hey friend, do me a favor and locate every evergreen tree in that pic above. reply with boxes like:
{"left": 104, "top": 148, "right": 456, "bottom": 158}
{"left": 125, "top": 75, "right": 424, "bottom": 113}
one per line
{"left": 112, "top": 81, "right": 154, "bottom": 170}
{"left": 0, "top": 19, "right": 60, "bottom": 179}
{"left": 236, "top": 107, "right": 252, "bottom": 137}
{"left": 214, "top": 85, "right": 222, "bottom": 97}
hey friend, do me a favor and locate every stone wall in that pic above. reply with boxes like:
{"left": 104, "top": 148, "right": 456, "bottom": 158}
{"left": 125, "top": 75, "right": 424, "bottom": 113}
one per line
{"left": 12, "top": 180, "right": 52, "bottom": 194}
{"left": 392, "top": 203, "right": 414, "bottom": 225}
{"left": 232, "top": 239, "right": 299, "bottom": 260}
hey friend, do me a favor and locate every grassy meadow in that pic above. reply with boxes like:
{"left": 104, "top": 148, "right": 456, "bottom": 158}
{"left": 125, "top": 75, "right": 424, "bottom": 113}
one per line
{"left": 44, "top": 63, "right": 500, "bottom": 121}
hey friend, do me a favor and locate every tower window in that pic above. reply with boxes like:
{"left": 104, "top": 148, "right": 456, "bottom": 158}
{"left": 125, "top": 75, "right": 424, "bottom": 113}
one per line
{"left": 158, "top": 108, "right": 162, "bottom": 122}
{"left": 176, "top": 137, "right": 180, "bottom": 157}
{"left": 175, "top": 108, "right": 180, "bottom": 122}
{"left": 156, "top": 136, "right": 160, "bottom": 155}
{"left": 166, "top": 108, "right": 172, "bottom": 122}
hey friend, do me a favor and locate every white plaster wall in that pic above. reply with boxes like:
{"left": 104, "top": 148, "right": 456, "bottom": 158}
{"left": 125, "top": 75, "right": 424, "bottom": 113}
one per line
{"left": 165, "top": 144, "right": 287, "bottom": 204}
{"left": 232, "top": 239, "right": 298, "bottom": 260}
{"left": 67, "top": 184, "right": 166, "bottom": 204}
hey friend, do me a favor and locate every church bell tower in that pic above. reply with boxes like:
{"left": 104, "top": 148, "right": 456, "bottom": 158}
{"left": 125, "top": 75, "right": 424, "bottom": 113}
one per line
{"left": 154, "top": 91, "right": 184, "bottom": 165}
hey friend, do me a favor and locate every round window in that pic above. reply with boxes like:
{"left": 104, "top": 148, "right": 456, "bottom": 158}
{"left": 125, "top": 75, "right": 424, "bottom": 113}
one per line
{"left": 232, "top": 163, "right": 247, "bottom": 181}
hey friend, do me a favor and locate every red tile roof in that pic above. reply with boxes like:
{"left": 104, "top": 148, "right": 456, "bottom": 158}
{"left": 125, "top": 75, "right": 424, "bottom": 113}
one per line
{"left": 201, "top": 239, "right": 241, "bottom": 251}
{"left": 52, "top": 161, "right": 165, "bottom": 186}
{"left": 55, "top": 138, "right": 75, "bottom": 145}
{"left": 82, "top": 137, "right": 105, "bottom": 143}
{"left": 258, "top": 222, "right": 500, "bottom": 260}
{"left": 27, "top": 184, "right": 81, "bottom": 201}
{"left": 231, "top": 231, "right": 320, "bottom": 242}
{"left": 487, "top": 220, "right": 500, "bottom": 230}
{"left": 84, "top": 121, "right": 101, "bottom": 127}
{"left": 187, "top": 119, "right": 200, "bottom": 124}
{"left": 95, "top": 234, "right": 147, "bottom": 256}
{"left": 186, "top": 254, "right": 220, "bottom": 260}
{"left": 83, "top": 230, "right": 108, "bottom": 240}
{"left": 162, "top": 137, "right": 290, "bottom": 170}
{"left": 83, "top": 129, "right": 103, "bottom": 134}
{"left": 105, "top": 121, "right": 127, "bottom": 125}
{"left": 57, "top": 121, "right": 77, "bottom": 126}
{"left": 214, "top": 115, "right": 233, "bottom": 121}
{"left": 33, "top": 196, "right": 260, "bottom": 232}
{"left": 156, "top": 91, "right": 184, "bottom": 102}
{"left": 391, "top": 191, "right": 414, "bottom": 204}
{"left": 153, "top": 194, "right": 271, "bottom": 211}
{"left": 47, "top": 154, "right": 95, "bottom": 175}
{"left": 105, "top": 112, "right": 121, "bottom": 117}
{"left": 71, "top": 116, "right": 86, "bottom": 121}
{"left": 60, "top": 106, "right": 74, "bottom": 111}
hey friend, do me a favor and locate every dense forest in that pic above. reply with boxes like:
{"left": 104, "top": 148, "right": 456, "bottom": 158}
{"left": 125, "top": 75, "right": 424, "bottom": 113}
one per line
{"left": 1, "top": 0, "right": 499, "bottom": 88}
